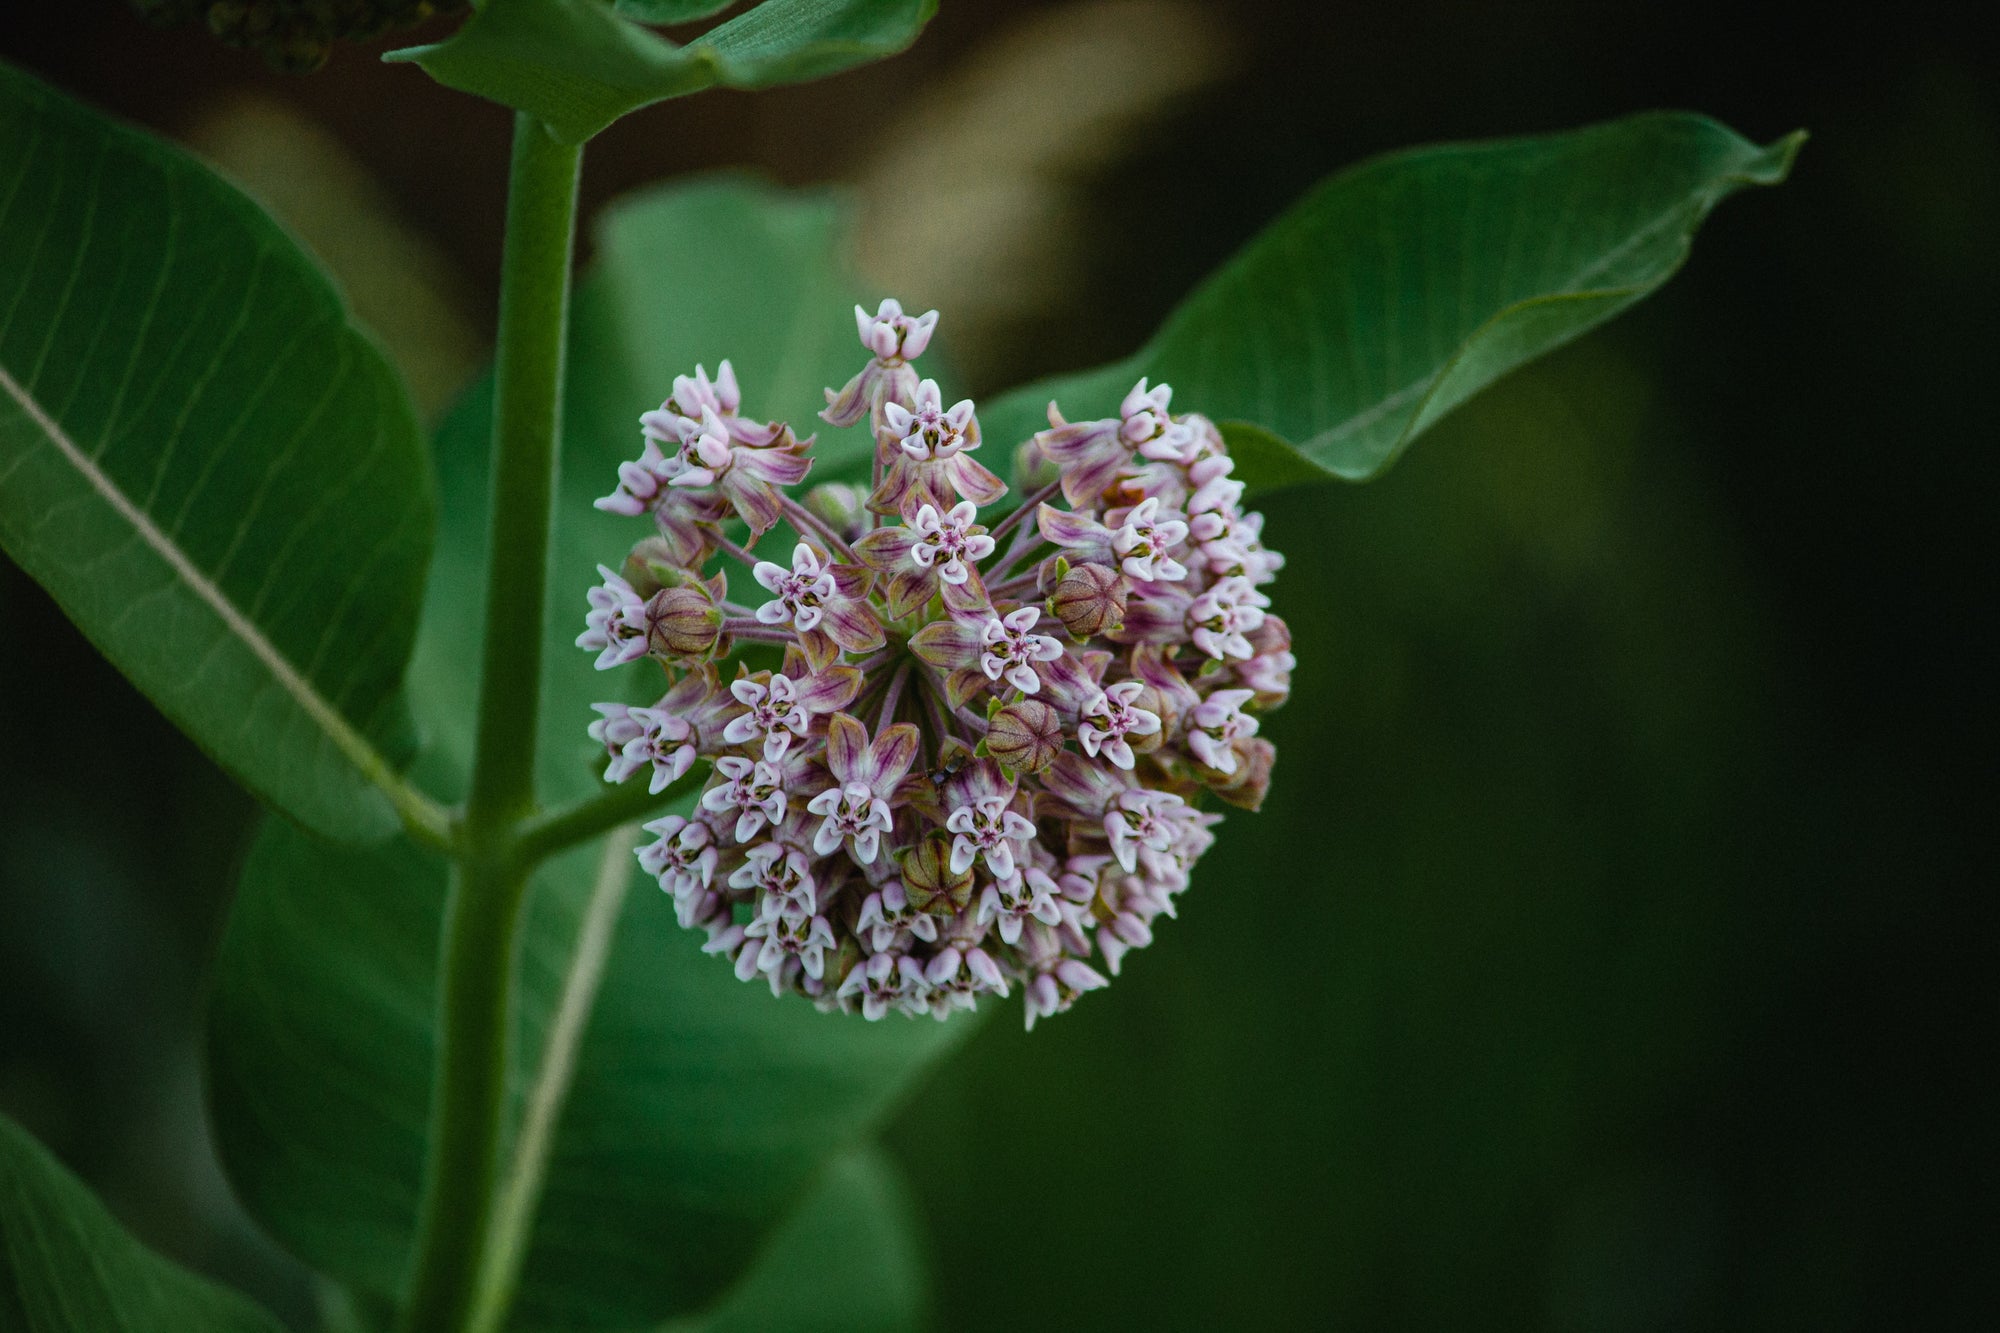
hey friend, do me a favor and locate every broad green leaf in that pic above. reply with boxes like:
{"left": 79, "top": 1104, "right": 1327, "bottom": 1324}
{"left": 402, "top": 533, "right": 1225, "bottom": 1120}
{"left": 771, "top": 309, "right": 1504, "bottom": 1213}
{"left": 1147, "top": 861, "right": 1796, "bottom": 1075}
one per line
{"left": 0, "top": 1113, "right": 285, "bottom": 1332}
{"left": 978, "top": 112, "right": 1803, "bottom": 491}
{"left": 0, "top": 63, "right": 435, "bottom": 842}
{"left": 206, "top": 178, "right": 964, "bottom": 1331}
{"left": 390, "top": 0, "right": 937, "bottom": 145}
{"left": 614, "top": 0, "right": 738, "bottom": 21}
{"left": 657, "top": 1146, "right": 928, "bottom": 1333}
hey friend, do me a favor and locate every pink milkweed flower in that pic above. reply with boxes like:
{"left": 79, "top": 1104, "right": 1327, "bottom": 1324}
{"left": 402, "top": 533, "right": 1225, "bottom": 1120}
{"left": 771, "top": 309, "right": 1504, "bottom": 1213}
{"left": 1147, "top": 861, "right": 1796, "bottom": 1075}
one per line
{"left": 975, "top": 866, "right": 1064, "bottom": 945}
{"left": 701, "top": 755, "right": 789, "bottom": 842}
{"left": 859, "top": 299, "right": 938, "bottom": 362}
{"left": 1186, "top": 687, "right": 1260, "bottom": 774}
{"left": 1186, "top": 575, "right": 1270, "bottom": 661}
{"left": 753, "top": 542, "right": 838, "bottom": 632}
{"left": 855, "top": 881, "right": 941, "bottom": 952}
{"left": 751, "top": 543, "right": 884, "bottom": 665}
{"left": 655, "top": 407, "right": 814, "bottom": 538}
{"left": 588, "top": 701, "right": 696, "bottom": 792}
{"left": 1120, "top": 377, "right": 1199, "bottom": 460}
{"left": 743, "top": 908, "right": 836, "bottom": 989}
{"left": 1105, "top": 788, "right": 1194, "bottom": 875}
{"left": 883, "top": 379, "right": 976, "bottom": 462}
{"left": 852, "top": 501, "right": 995, "bottom": 620}
{"left": 923, "top": 940, "right": 1009, "bottom": 1018}
{"left": 1032, "top": 377, "right": 1200, "bottom": 511}
{"left": 637, "top": 814, "right": 718, "bottom": 904}
{"left": 1022, "top": 954, "right": 1109, "bottom": 1031}
{"left": 837, "top": 950, "right": 930, "bottom": 1022}
{"left": 1076, "top": 680, "right": 1162, "bottom": 770}
{"left": 594, "top": 438, "right": 675, "bottom": 517}
{"left": 806, "top": 713, "right": 921, "bottom": 863}
{"left": 729, "top": 841, "right": 821, "bottom": 922}
{"left": 907, "top": 501, "right": 995, "bottom": 585}
{"left": 980, "top": 606, "right": 1066, "bottom": 694}
{"left": 719, "top": 665, "right": 862, "bottom": 761}
{"left": 577, "top": 565, "right": 650, "bottom": 669}
{"left": 869, "top": 380, "right": 1007, "bottom": 516}
{"left": 822, "top": 298, "right": 938, "bottom": 427}
{"left": 1106, "top": 496, "right": 1190, "bottom": 583}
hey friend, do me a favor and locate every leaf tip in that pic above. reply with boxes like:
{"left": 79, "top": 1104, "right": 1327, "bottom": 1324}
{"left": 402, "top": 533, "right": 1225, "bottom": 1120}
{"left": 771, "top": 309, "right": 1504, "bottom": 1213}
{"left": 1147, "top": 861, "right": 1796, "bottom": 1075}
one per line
{"left": 1754, "top": 128, "right": 1810, "bottom": 185}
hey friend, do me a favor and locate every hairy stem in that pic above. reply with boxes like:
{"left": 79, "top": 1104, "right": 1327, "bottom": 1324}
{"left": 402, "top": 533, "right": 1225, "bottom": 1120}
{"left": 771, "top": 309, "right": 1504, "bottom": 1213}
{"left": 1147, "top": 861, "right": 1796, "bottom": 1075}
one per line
{"left": 400, "top": 114, "right": 582, "bottom": 1333}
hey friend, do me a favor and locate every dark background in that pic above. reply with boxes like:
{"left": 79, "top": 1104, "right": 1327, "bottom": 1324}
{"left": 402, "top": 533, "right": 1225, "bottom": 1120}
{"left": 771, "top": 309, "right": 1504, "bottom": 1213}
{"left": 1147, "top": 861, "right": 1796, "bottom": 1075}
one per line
{"left": 1, "top": 1, "right": 1991, "bottom": 1328}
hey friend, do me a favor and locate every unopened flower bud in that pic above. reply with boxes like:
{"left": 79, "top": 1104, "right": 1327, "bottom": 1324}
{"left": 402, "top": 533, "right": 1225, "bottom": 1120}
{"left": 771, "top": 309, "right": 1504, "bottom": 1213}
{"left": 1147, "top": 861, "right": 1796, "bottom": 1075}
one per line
{"left": 645, "top": 584, "right": 724, "bottom": 660}
{"left": 985, "top": 700, "right": 1063, "bottom": 774}
{"left": 1014, "top": 438, "right": 1059, "bottom": 493}
{"left": 1049, "top": 562, "right": 1131, "bottom": 638}
{"left": 622, "top": 536, "right": 683, "bottom": 598}
{"left": 899, "top": 834, "right": 974, "bottom": 916}
{"left": 803, "top": 482, "right": 868, "bottom": 540}
{"left": 1208, "top": 737, "right": 1276, "bottom": 811}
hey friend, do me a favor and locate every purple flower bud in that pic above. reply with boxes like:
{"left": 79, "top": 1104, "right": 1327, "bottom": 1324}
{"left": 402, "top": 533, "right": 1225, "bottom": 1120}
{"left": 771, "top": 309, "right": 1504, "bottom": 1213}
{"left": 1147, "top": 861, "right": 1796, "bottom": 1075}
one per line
{"left": 985, "top": 699, "right": 1063, "bottom": 774}
{"left": 898, "top": 832, "right": 975, "bottom": 917}
{"left": 645, "top": 582, "right": 725, "bottom": 660}
{"left": 1049, "top": 562, "right": 1131, "bottom": 638}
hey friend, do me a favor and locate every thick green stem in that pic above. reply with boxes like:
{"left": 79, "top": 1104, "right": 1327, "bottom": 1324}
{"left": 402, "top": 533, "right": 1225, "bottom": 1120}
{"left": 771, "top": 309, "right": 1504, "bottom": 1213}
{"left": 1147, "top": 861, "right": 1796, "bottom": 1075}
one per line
{"left": 399, "top": 114, "right": 581, "bottom": 1333}
{"left": 400, "top": 856, "right": 531, "bottom": 1333}
{"left": 467, "top": 114, "right": 582, "bottom": 834}
{"left": 515, "top": 770, "right": 700, "bottom": 866}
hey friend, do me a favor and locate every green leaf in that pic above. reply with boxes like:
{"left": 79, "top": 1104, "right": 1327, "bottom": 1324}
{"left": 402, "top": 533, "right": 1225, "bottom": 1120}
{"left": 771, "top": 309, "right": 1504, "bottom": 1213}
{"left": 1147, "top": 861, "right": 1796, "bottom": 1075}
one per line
{"left": 206, "top": 819, "right": 961, "bottom": 1329}
{"left": 614, "top": 0, "right": 738, "bottom": 21}
{"left": 206, "top": 178, "right": 965, "bottom": 1331}
{"left": 0, "top": 1113, "right": 286, "bottom": 1332}
{"left": 389, "top": 0, "right": 938, "bottom": 144}
{"left": 979, "top": 112, "right": 1803, "bottom": 490}
{"left": 657, "top": 1146, "right": 928, "bottom": 1333}
{"left": 0, "top": 63, "right": 436, "bottom": 843}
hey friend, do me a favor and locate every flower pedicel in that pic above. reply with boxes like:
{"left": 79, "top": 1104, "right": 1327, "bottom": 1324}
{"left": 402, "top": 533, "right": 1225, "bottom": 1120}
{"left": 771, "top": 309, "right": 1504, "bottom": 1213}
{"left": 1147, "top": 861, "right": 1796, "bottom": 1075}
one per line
{"left": 581, "top": 298, "right": 1293, "bottom": 1027}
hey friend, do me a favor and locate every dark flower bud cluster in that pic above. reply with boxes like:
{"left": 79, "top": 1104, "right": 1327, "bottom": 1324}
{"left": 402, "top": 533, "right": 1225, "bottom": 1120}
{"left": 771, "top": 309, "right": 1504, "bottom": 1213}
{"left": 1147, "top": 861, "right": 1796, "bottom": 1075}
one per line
{"left": 580, "top": 301, "right": 1293, "bottom": 1026}
{"left": 130, "top": 0, "right": 469, "bottom": 72}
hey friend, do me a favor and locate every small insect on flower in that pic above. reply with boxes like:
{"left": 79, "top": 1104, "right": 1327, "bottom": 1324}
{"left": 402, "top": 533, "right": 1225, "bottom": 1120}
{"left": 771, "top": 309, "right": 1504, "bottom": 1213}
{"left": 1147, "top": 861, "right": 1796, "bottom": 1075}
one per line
{"left": 581, "top": 300, "right": 1289, "bottom": 1027}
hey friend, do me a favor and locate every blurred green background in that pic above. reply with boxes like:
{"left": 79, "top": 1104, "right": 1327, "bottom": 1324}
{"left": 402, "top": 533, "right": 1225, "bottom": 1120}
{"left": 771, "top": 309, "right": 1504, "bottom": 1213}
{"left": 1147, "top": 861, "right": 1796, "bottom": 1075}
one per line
{"left": 0, "top": 1, "right": 1991, "bottom": 1328}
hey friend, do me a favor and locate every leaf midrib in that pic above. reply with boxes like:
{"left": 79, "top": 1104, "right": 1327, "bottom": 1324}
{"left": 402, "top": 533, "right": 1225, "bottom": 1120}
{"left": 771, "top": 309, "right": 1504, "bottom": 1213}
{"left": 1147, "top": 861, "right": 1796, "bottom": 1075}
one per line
{"left": 0, "top": 360, "right": 405, "bottom": 820}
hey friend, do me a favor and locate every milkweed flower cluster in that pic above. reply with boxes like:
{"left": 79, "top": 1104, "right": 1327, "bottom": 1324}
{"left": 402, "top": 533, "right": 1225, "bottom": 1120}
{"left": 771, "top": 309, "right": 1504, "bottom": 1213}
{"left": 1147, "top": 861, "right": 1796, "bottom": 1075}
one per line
{"left": 580, "top": 299, "right": 1293, "bottom": 1027}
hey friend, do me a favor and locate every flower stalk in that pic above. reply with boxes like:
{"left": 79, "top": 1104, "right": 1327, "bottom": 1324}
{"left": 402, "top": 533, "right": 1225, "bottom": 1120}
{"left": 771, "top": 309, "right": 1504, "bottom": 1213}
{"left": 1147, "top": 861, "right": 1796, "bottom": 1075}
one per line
{"left": 400, "top": 113, "right": 582, "bottom": 1333}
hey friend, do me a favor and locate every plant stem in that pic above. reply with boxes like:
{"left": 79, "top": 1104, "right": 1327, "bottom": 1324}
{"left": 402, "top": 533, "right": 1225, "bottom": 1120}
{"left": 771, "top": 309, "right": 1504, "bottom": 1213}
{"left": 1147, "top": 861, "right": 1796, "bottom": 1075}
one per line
{"left": 400, "top": 114, "right": 581, "bottom": 1333}
{"left": 402, "top": 855, "right": 530, "bottom": 1333}
{"left": 983, "top": 478, "right": 1058, "bottom": 548}
{"left": 721, "top": 617, "right": 799, "bottom": 644}
{"left": 516, "top": 772, "right": 700, "bottom": 866}
{"left": 465, "top": 115, "right": 582, "bottom": 834}
{"left": 466, "top": 829, "right": 639, "bottom": 1333}
{"left": 777, "top": 493, "right": 858, "bottom": 564}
